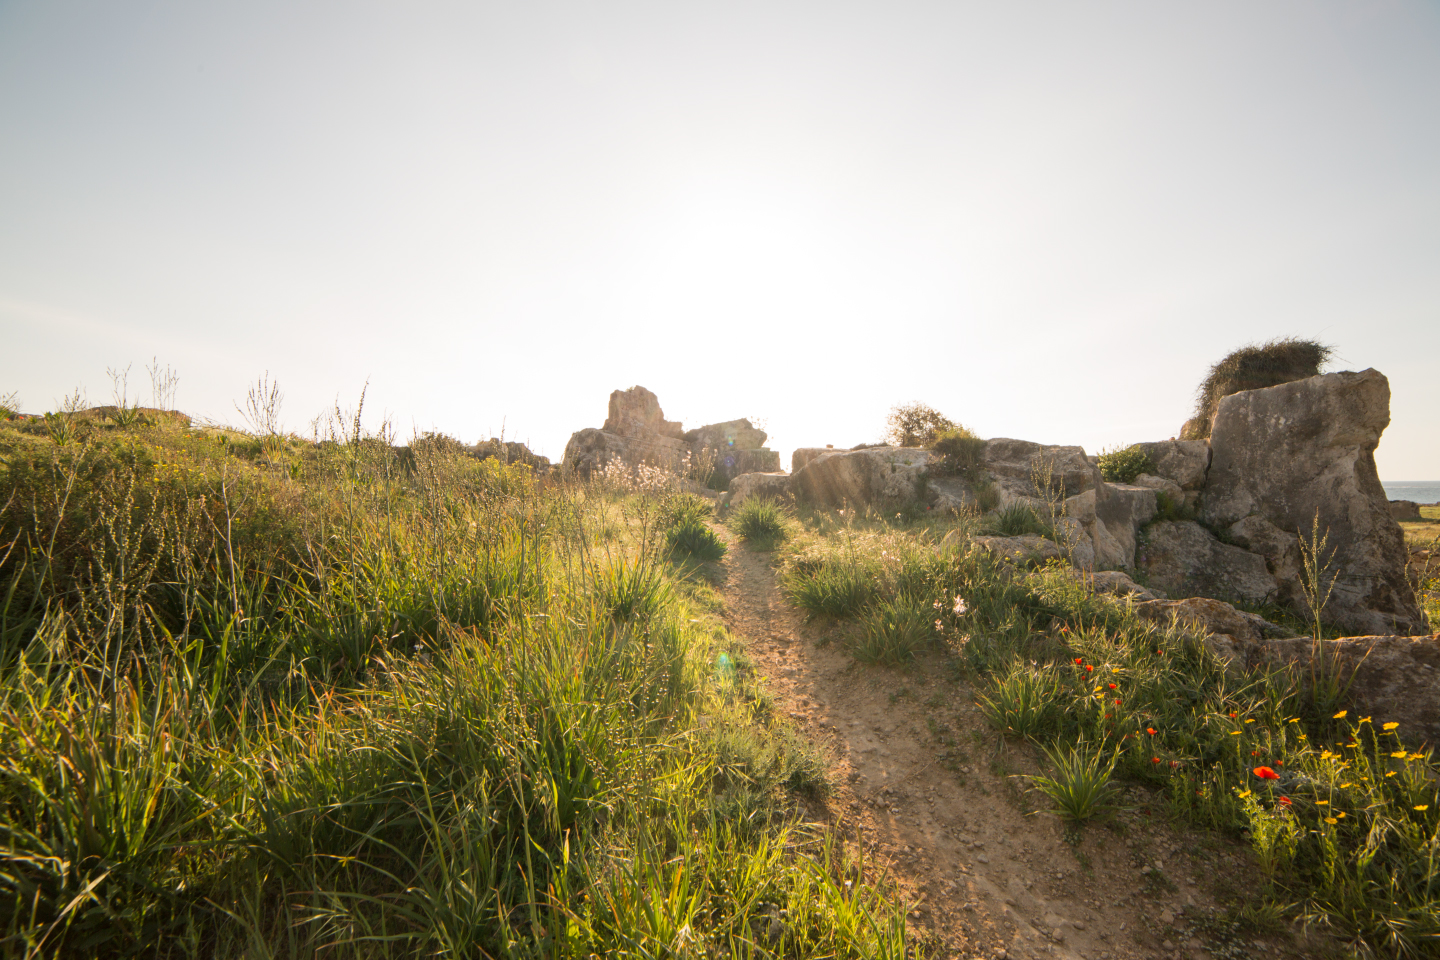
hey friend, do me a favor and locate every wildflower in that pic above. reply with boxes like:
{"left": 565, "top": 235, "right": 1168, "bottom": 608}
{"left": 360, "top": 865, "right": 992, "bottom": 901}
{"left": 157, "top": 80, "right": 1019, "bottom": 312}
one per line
{"left": 935, "top": 620, "right": 944, "bottom": 631}
{"left": 1336, "top": 812, "right": 1346, "bottom": 819}
{"left": 1409, "top": 753, "right": 1426, "bottom": 762}
{"left": 1108, "top": 683, "right": 1117, "bottom": 690}
{"left": 1324, "top": 817, "right": 1338, "bottom": 824}
{"left": 1340, "top": 783, "right": 1353, "bottom": 788}
{"left": 1244, "top": 718, "right": 1256, "bottom": 724}
{"left": 1238, "top": 789, "right": 1252, "bottom": 798}
{"left": 1112, "top": 667, "right": 1120, "bottom": 674}
{"left": 1152, "top": 757, "right": 1161, "bottom": 764}
{"left": 1146, "top": 727, "right": 1157, "bottom": 736}
{"left": 1334, "top": 710, "right": 1347, "bottom": 719}
{"left": 1416, "top": 805, "right": 1430, "bottom": 812}
{"left": 1230, "top": 731, "right": 1241, "bottom": 736}
{"left": 1288, "top": 718, "right": 1299, "bottom": 724}
{"left": 1387, "top": 771, "right": 1398, "bottom": 778}
{"left": 1391, "top": 751, "right": 1409, "bottom": 759}
{"left": 1278, "top": 796, "right": 1292, "bottom": 807}
{"left": 1085, "top": 665, "right": 1093, "bottom": 672}
{"left": 1074, "top": 658, "right": 1083, "bottom": 665}
{"left": 1114, "top": 699, "right": 1122, "bottom": 706}
{"left": 1169, "top": 760, "right": 1181, "bottom": 768}
{"left": 1251, "top": 750, "right": 1261, "bottom": 756}
{"left": 1253, "top": 766, "right": 1280, "bottom": 780}
{"left": 1315, "top": 800, "right": 1329, "bottom": 806}
{"left": 1360, "top": 716, "right": 1372, "bottom": 723}
{"left": 1229, "top": 712, "right": 1238, "bottom": 719}
{"left": 1384, "top": 722, "right": 1400, "bottom": 731}
{"left": 952, "top": 597, "right": 968, "bottom": 616}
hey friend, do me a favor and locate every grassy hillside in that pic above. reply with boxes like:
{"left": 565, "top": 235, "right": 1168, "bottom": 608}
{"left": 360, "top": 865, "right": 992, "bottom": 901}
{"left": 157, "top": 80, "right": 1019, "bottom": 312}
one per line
{"left": 0, "top": 411, "right": 902, "bottom": 958}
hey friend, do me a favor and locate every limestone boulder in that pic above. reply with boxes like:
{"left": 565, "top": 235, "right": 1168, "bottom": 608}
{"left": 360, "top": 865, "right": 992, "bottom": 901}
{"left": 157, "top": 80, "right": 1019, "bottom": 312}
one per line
{"left": 983, "top": 439, "right": 1101, "bottom": 505}
{"left": 562, "top": 428, "right": 689, "bottom": 476}
{"left": 1391, "top": 500, "right": 1423, "bottom": 522}
{"left": 603, "top": 386, "right": 684, "bottom": 440}
{"left": 1201, "top": 369, "right": 1427, "bottom": 635}
{"left": 685, "top": 419, "right": 767, "bottom": 451}
{"left": 1206, "top": 633, "right": 1440, "bottom": 745}
{"left": 1136, "top": 520, "right": 1278, "bottom": 605}
{"left": 927, "top": 476, "right": 978, "bottom": 514}
{"left": 1089, "top": 570, "right": 1163, "bottom": 601}
{"left": 1132, "top": 597, "right": 1288, "bottom": 643}
{"left": 1131, "top": 473, "right": 1185, "bottom": 506}
{"left": 727, "top": 472, "right": 792, "bottom": 506}
{"left": 1062, "top": 483, "right": 1156, "bottom": 571}
{"left": 790, "top": 447, "right": 930, "bottom": 510}
{"left": 711, "top": 448, "right": 782, "bottom": 484}
{"left": 1135, "top": 440, "right": 1211, "bottom": 490}
{"left": 792, "top": 447, "right": 839, "bottom": 474}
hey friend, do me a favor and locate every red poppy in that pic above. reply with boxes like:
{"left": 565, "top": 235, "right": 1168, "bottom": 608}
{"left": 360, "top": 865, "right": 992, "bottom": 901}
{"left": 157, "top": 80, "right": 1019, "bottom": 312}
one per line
{"left": 1253, "top": 766, "right": 1280, "bottom": 780}
{"left": 1278, "top": 796, "right": 1292, "bottom": 807}
{"left": 1251, "top": 750, "right": 1260, "bottom": 756}
{"left": 1146, "top": 727, "right": 1157, "bottom": 736}
{"left": 1108, "top": 683, "right": 1117, "bottom": 690}
{"left": 1085, "top": 665, "right": 1093, "bottom": 673}
{"left": 1229, "top": 712, "right": 1238, "bottom": 719}
{"left": 1151, "top": 757, "right": 1161, "bottom": 764}
{"left": 1074, "top": 657, "right": 1083, "bottom": 664}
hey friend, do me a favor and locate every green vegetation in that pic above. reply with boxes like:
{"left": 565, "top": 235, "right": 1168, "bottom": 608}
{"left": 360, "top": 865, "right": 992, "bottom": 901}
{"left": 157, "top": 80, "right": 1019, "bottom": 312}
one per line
{"left": 727, "top": 497, "right": 792, "bottom": 551}
{"left": 1096, "top": 444, "right": 1154, "bottom": 484}
{"left": 979, "top": 502, "right": 1051, "bottom": 538}
{"left": 0, "top": 404, "right": 902, "bottom": 957}
{"left": 928, "top": 427, "right": 986, "bottom": 480}
{"left": 1182, "top": 337, "right": 1332, "bottom": 440}
{"left": 776, "top": 506, "right": 1440, "bottom": 956}
{"left": 882, "top": 402, "right": 955, "bottom": 448}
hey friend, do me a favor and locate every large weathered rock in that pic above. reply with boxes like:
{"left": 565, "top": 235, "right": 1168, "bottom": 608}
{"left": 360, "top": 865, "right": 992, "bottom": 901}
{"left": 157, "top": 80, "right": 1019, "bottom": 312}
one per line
{"left": 1201, "top": 369, "right": 1427, "bottom": 636}
{"left": 685, "top": 419, "right": 767, "bottom": 451}
{"left": 1391, "top": 500, "right": 1423, "bottom": 522}
{"left": 604, "top": 386, "right": 684, "bottom": 440}
{"left": 1136, "top": 520, "right": 1278, "bottom": 604}
{"left": 792, "top": 447, "right": 839, "bottom": 474}
{"left": 1062, "top": 483, "right": 1156, "bottom": 571}
{"left": 1135, "top": 440, "right": 1211, "bottom": 490}
{"left": 562, "top": 427, "right": 690, "bottom": 476}
{"left": 727, "top": 472, "right": 792, "bottom": 506}
{"left": 983, "top": 439, "right": 1100, "bottom": 505}
{"left": 1089, "top": 570, "right": 1163, "bottom": 601}
{"left": 710, "top": 448, "right": 782, "bottom": 483}
{"left": 1132, "top": 597, "right": 1288, "bottom": 643}
{"left": 1205, "top": 633, "right": 1440, "bottom": 746}
{"left": 790, "top": 447, "right": 930, "bottom": 509}
{"left": 927, "top": 476, "right": 978, "bottom": 514}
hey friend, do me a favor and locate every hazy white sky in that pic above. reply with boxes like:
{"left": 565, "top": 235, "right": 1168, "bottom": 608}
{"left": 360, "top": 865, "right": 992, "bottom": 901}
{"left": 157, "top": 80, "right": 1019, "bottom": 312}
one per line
{"left": 2, "top": 1, "right": 1437, "bottom": 477}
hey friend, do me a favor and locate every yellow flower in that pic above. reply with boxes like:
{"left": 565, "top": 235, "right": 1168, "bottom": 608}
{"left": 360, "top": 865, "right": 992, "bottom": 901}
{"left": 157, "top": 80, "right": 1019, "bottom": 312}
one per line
{"left": 1112, "top": 667, "right": 1120, "bottom": 674}
{"left": 1360, "top": 716, "right": 1371, "bottom": 724}
{"left": 1415, "top": 805, "right": 1430, "bottom": 812}
{"left": 1288, "top": 718, "right": 1300, "bottom": 724}
{"left": 1392, "top": 751, "right": 1409, "bottom": 759}
{"left": 1333, "top": 710, "right": 1348, "bottom": 719}
{"left": 1230, "top": 731, "right": 1241, "bottom": 736}
{"left": 1409, "top": 753, "right": 1426, "bottom": 762}
{"left": 1387, "top": 772, "right": 1398, "bottom": 778}
{"left": 1384, "top": 722, "right": 1400, "bottom": 731}
{"left": 1244, "top": 718, "right": 1257, "bottom": 724}
{"left": 1320, "top": 751, "right": 1335, "bottom": 760}
{"left": 1340, "top": 783, "right": 1353, "bottom": 789}
{"left": 1315, "top": 800, "right": 1329, "bottom": 806}
{"left": 1336, "top": 812, "right": 1346, "bottom": 819}
{"left": 1324, "top": 816, "right": 1338, "bottom": 824}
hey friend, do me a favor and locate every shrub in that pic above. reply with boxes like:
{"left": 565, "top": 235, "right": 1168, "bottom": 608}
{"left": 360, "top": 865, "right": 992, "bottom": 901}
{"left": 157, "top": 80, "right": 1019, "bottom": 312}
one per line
{"left": 1097, "top": 444, "right": 1154, "bottom": 484}
{"left": 1182, "top": 337, "right": 1332, "bottom": 440}
{"left": 728, "top": 498, "right": 790, "bottom": 550}
{"left": 884, "top": 402, "right": 955, "bottom": 448}
{"left": 930, "top": 427, "right": 987, "bottom": 480}
{"left": 0, "top": 391, "right": 19, "bottom": 420}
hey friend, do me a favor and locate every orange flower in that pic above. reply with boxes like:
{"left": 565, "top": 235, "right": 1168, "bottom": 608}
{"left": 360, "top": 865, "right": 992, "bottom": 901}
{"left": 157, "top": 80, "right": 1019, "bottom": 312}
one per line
{"left": 1114, "top": 699, "right": 1122, "bottom": 706}
{"left": 1085, "top": 665, "right": 1093, "bottom": 673}
{"left": 1074, "top": 658, "right": 1083, "bottom": 664}
{"left": 1253, "top": 766, "right": 1280, "bottom": 780}
{"left": 1108, "top": 683, "right": 1117, "bottom": 690}
{"left": 1151, "top": 757, "right": 1161, "bottom": 764}
{"left": 1146, "top": 727, "right": 1157, "bottom": 736}
{"left": 1278, "top": 796, "right": 1292, "bottom": 807}
{"left": 1229, "top": 712, "right": 1237, "bottom": 719}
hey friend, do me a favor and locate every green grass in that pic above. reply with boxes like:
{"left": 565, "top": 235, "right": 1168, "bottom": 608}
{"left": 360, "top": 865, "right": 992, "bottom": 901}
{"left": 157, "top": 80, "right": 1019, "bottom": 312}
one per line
{"left": 772, "top": 506, "right": 1440, "bottom": 957}
{"left": 0, "top": 413, "right": 905, "bottom": 958}
{"left": 727, "top": 497, "right": 792, "bottom": 550}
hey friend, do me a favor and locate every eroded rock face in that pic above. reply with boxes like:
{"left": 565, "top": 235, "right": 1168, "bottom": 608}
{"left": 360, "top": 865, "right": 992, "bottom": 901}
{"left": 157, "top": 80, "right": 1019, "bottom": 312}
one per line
{"left": 727, "top": 472, "right": 792, "bottom": 506}
{"left": 1137, "top": 520, "right": 1278, "bottom": 605}
{"left": 1201, "top": 369, "right": 1427, "bottom": 636}
{"left": 983, "top": 439, "right": 1100, "bottom": 505}
{"left": 792, "top": 447, "right": 838, "bottom": 474}
{"left": 1062, "top": 483, "right": 1156, "bottom": 571}
{"left": 1135, "top": 440, "right": 1210, "bottom": 490}
{"left": 972, "top": 535, "right": 1063, "bottom": 566}
{"left": 563, "top": 427, "right": 690, "bottom": 476}
{"left": 1208, "top": 633, "right": 1440, "bottom": 745}
{"left": 789, "top": 447, "right": 930, "bottom": 509}
{"left": 604, "top": 386, "right": 684, "bottom": 440}
{"left": 685, "top": 419, "right": 767, "bottom": 451}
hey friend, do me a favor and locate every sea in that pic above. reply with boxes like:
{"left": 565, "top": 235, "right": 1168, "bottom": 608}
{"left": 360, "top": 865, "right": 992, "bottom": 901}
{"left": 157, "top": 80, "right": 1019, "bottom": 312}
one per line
{"left": 1382, "top": 482, "right": 1440, "bottom": 505}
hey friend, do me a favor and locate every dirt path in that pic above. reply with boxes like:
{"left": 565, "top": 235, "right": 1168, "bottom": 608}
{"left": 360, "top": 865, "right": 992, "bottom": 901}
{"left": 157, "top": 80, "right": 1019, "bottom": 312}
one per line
{"left": 716, "top": 530, "right": 1288, "bottom": 960}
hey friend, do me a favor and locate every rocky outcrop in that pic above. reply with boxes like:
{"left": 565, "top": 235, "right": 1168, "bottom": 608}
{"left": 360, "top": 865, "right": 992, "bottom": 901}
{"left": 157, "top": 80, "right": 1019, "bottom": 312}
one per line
{"left": 792, "top": 447, "right": 839, "bottom": 474}
{"left": 685, "top": 419, "right": 767, "bottom": 452}
{"left": 1137, "top": 521, "right": 1278, "bottom": 605}
{"left": 1200, "top": 369, "right": 1427, "bottom": 636}
{"left": 789, "top": 447, "right": 931, "bottom": 509}
{"left": 727, "top": 472, "right": 791, "bottom": 506}
{"left": 1206, "top": 633, "right": 1440, "bottom": 745}
{"left": 1135, "top": 440, "right": 1210, "bottom": 490}
{"left": 1391, "top": 500, "right": 1423, "bottom": 522}
{"left": 472, "top": 438, "right": 551, "bottom": 472}
{"left": 604, "top": 386, "right": 684, "bottom": 440}
{"left": 982, "top": 439, "right": 1100, "bottom": 506}
{"left": 563, "top": 427, "right": 689, "bottom": 476}
{"left": 1062, "top": 483, "right": 1156, "bottom": 571}
{"left": 1132, "top": 597, "right": 1288, "bottom": 644}
{"left": 1088, "top": 570, "right": 1162, "bottom": 601}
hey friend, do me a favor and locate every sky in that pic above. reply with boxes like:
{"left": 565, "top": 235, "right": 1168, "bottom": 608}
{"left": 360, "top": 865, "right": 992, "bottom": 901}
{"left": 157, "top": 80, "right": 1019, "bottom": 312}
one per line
{"left": 2, "top": 1, "right": 1437, "bottom": 478}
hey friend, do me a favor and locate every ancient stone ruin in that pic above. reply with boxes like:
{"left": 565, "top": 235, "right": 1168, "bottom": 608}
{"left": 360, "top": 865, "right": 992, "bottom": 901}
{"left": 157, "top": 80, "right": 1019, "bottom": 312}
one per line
{"left": 730, "top": 367, "right": 1429, "bottom": 640}
{"left": 562, "top": 386, "right": 779, "bottom": 484}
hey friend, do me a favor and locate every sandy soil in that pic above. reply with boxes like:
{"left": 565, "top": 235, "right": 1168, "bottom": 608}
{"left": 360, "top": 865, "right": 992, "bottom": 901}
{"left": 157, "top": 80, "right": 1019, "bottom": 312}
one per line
{"left": 714, "top": 529, "right": 1312, "bottom": 960}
